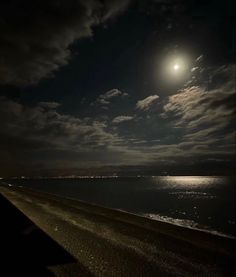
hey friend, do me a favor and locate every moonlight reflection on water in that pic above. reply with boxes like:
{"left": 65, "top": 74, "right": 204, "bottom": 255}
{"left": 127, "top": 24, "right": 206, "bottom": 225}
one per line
{"left": 159, "top": 176, "right": 222, "bottom": 189}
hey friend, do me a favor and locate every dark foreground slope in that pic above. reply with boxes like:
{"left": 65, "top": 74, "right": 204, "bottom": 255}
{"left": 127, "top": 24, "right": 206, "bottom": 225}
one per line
{"left": 0, "top": 185, "right": 235, "bottom": 277}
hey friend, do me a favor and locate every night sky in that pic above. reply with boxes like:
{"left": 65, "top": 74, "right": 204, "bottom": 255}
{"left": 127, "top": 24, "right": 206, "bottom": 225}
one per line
{"left": 0, "top": 0, "right": 235, "bottom": 176}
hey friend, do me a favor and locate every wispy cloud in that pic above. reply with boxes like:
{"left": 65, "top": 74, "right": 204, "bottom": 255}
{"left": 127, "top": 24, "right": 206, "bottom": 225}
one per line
{"left": 136, "top": 95, "right": 159, "bottom": 111}
{"left": 112, "top": 115, "right": 134, "bottom": 124}
{"left": 91, "top": 88, "right": 129, "bottom": 107}
{"left": 161, "top": 65, "right": 236, "bottom": 158}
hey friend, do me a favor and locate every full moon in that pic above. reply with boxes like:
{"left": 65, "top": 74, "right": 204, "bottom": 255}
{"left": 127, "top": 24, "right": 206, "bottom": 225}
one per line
{"left": 173, "top": 64, "right": 179, "bottom": 71}
{"left": 170, "top": 60, "right": 184, "bottom": 74}
{"left": 157, "top": 52, "right": 191, "bottom": 86}
{"left": 166, "top": 55, "right": 189, "bottom": 77}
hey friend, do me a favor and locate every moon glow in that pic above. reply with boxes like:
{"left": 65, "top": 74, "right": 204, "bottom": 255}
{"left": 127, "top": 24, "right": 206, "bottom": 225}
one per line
{"left": 173, "top": 64, "right": 180, "bottom": 71}
{"left": 164, "top": 54, "right": 190, "bottom": 80}
{"left": 156, "top": 51, "right": 192, "bottom": 88}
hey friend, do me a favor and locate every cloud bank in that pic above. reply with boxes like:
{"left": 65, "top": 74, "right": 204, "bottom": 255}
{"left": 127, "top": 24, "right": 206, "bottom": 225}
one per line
{"left": 0, "top": 65, "right": 235, "bottom": 175}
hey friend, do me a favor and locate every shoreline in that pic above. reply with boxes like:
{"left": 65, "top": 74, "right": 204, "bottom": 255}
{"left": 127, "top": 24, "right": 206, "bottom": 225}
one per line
{"left": 2, "top": 181, "right": 235, "bottom": 240}
{"left": 1, "top": 184, "right": 236, "bottom": 276}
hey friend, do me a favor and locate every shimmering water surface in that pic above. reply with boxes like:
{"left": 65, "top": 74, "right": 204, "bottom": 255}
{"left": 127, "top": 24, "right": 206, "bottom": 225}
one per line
{"left": 2, "top": 176, "right": 236, "bottom": 237}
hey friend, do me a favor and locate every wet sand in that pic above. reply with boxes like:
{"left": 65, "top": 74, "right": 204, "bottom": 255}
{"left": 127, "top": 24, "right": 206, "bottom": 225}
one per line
{"left": 0, "top": 185, "right": 235, "bottom": 276}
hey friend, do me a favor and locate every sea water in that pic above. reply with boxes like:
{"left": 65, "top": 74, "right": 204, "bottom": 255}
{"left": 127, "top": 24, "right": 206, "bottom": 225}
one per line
{"left": 2, "top": 176, "right": 236, "bottom": 237}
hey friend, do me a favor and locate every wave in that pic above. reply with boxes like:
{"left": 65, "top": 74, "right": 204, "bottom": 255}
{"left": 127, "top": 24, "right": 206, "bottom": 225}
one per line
{"left": 141, "top": 213, "right": 236, "bottom": 239}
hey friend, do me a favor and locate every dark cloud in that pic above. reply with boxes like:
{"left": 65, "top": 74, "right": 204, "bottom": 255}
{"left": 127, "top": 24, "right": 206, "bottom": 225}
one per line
{"left": 0, "top": 97, "right": 110, "bottom": 149}
{"left": 0, "top": 94, "right": 163, "bottom": 175}
{"left": 0, "top": 0, "right": 130, "bottom": 86}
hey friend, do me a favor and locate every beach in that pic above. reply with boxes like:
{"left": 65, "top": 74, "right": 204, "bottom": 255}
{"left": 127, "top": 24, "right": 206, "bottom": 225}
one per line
{"left": 0, "top": 185, "right": 235, "bottom": 276}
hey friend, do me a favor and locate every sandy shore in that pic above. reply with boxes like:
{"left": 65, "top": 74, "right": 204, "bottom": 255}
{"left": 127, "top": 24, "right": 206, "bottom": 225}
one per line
{"left": 0, "top": 184, "right": 235, "bottom": 276}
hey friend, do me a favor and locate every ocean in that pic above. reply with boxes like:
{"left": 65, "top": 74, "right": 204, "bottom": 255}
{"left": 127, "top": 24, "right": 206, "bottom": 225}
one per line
{"left": 2, "top": 176, "right": 236, "bottom": 237}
